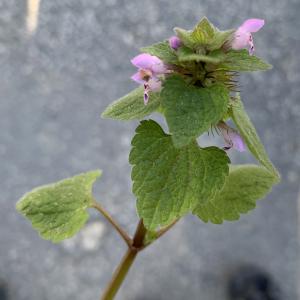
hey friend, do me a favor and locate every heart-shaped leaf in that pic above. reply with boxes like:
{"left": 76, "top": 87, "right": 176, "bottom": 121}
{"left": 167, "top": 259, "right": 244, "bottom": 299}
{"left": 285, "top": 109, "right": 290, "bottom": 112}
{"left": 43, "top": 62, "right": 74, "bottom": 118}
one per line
{"left": 130, "top": 120, "right": 230, "bottom": 230}
{"left": 161, "top": 75, "right": 229, "bottom": 148}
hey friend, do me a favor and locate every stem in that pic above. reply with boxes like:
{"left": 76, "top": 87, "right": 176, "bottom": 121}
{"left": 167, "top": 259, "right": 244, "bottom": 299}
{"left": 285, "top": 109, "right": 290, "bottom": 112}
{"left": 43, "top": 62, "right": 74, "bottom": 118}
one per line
{"left": 100, "top": 220, "right": 147, "bottom": 300}
{"left": 92, "top": 201, "right": 132, "bottom": 248}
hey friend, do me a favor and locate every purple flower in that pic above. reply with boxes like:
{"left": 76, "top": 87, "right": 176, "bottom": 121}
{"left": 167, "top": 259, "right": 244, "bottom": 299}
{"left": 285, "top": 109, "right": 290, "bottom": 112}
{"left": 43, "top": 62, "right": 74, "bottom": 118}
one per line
{"left": 131, "top": 53, "right": 167, "bottom": 105}
{"left": 218, "top": 122, "right": 246, "bottom": 152}
{"left": 169, "top": 36, "right": 182, "bottom": 50}
{"left": 231, "top": 19, "right": 264, "bottom": 55}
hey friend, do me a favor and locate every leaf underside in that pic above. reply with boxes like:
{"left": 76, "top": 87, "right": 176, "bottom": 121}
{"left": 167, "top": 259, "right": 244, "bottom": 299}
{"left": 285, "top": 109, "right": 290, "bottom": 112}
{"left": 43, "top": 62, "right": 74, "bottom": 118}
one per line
{"left": 194, "top": 165, "right": 277, "bottom": 223}
{"left": 219, "top": 50, "right": 272, "bottom": 72}
{"left": 101, "top": 87, "right": 160, "bottom": 121}
{"left": 230, "top": 95, "right": 280, "bottom": 180}
{"left": 16, "top": 170, "right": 101, "bottom": 243}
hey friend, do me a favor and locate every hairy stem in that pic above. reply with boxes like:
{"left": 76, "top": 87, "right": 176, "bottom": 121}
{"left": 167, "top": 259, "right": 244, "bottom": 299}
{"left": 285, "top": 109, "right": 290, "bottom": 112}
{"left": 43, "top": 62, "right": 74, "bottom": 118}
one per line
{"left": 100, "top": 220, "right": 147, "bottom": 300}
{"left": 92, "top": 201, "right": 132, "bottom": 248}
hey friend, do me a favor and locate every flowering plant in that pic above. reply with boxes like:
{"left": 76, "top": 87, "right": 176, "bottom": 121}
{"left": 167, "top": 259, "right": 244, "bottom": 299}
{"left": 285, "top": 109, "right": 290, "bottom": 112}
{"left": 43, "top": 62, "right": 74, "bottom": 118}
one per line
{"left": 17, "top": 17, "right": 280, "bottom": 300}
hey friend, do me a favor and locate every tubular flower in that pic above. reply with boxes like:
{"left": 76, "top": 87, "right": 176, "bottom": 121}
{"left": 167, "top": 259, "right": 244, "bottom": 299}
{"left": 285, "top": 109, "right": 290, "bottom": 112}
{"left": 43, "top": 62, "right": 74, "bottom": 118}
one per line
{"left": 169, "top": 36, "right": 182, "bottom": 50}
{"left": 231, "top": 19, "right": 264, "bottom": 55}
{"left": 131, "top": 53, "right": 167, "bottom": 105}
{"left": 218, "top": 122, "right": 246, "bottom": 152}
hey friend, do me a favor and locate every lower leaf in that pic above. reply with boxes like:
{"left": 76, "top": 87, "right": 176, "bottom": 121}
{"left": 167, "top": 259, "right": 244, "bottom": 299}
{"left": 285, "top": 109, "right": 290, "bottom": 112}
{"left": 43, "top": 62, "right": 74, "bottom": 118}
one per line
{"left": 193, "top": 165, "right": 277, "bottom": 224}
{"left": 16, "top": 170, "right": 101, "bottom": 243}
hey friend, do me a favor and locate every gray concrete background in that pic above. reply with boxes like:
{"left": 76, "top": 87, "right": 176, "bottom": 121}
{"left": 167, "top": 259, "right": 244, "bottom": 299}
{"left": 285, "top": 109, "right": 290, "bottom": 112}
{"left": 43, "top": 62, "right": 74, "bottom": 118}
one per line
{"left": 0, "top": 0, "right": 299, "bottom": 299}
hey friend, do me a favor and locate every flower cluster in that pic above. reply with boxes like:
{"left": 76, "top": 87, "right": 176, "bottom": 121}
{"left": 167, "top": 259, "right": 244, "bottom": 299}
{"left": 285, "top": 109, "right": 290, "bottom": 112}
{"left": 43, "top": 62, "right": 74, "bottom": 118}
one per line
{"left": 130, "top": 19, "right": 265, "bottom": 152}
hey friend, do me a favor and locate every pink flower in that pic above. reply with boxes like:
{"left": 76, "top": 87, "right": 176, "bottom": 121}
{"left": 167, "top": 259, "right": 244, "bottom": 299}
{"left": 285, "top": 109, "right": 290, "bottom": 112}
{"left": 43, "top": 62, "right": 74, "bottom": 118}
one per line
{"left": 131, "top": 53, "right": 167, "bottom": 105}
{"left": 218, "top": 122, "right": 246, "bottom": 152}
{"left": 231, "top": 19, "right": 264, "bottom": 55}
{"left": 169, "top": 36, "right": 182, "bottom": 50}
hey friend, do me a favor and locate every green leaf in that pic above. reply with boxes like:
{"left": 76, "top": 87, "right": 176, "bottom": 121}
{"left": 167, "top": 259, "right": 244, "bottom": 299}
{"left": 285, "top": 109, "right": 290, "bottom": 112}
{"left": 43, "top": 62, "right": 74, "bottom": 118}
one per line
{"left": 16, "top": 170, "right": 101, "bottom": 243}
{"left": 130, "top": 120, "right": 230, "bottom": 230}
{"left": 173, "top": 27, "right": 195, "bottom": 49}
{"left": 173, "top": 18, "right": 215, "bottom": 49}
{"left": 141, "top": 41, "right": 178, "bottom": 65}
{"left": 177, "top": 46, "right": 225, "bottom": 64}
{"left": 230, "top": 95, "right": 280, "bottom": 180}
{"left": 218, "top": 49, "right": 272, "bottom": 71}
{"left": 144, "top": 230, "right": 158, "bottom": 246}
{"left": 101, "top": 87, "right": 160, "bottom": 121}
{"left": 161, "top": 75, "right": 229, "bottom": 148}
{"left": 175, "top": 18, "right": 233, "bottom": 51}
{"left": 194, "top": 165, "right": 277, "bottom": 224}
{"left": 190, "top": 17, "right": 215, "bottom": 45}
{"left": 178, "top": 51, "right": 225, "bottom": 64}
{"left": 207, "top": 29, "right": 234, "bottom": 51}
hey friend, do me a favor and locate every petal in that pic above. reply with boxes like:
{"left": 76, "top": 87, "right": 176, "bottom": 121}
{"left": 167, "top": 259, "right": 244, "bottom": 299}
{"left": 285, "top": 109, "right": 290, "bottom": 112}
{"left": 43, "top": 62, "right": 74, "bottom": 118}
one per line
{"left": 144, "top": 91, "right": 149, "bottom": 105}
{"left": 240, "top": 19, "right": 264, "bottom": 33}
{"left": 218, "top": 122, "right": 246, "bottom": 152}
{"left": 230, "top": 131, "right": 246, "bottom": 152}
{"left": 131, "top": 53, "right": 160, "bottom": 69}
{"left": 143, "top": 84, "right": 150, "bottom": 105}
{"left": 169, "top": 36, "right": 182, "bottom": 50}
{"left": 148, "top": 78, "right": 162, "bottom": 92}
{"left": 231, "top": 29, "right": 251, "bottom": 50}
{"left": 131, "top": 71, "right": 145, "bottom": 84}
{"left": 150, "top": 58, "right": 167, "bottom": 74}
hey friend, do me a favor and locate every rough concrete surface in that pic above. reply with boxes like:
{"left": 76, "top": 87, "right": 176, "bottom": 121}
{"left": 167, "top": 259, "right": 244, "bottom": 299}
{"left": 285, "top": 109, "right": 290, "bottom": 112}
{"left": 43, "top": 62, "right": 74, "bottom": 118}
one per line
{"left": 0, "top": 0, "right": 299, "bottom": 299}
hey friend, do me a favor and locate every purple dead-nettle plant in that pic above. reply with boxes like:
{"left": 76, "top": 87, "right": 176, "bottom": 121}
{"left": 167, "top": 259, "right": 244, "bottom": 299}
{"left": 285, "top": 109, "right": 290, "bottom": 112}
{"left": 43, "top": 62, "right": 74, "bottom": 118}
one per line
{"left": 17, "top": 16, "right": 280, "bottom": 300}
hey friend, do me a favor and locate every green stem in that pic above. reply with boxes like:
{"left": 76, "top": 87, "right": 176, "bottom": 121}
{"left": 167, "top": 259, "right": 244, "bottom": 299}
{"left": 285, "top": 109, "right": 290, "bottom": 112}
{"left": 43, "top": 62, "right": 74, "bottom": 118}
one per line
{"left": 92, "top": 201, "right": 132, "bottom": 248}
{"left": 100, "top": 220, "right": 147, "bottom": 300}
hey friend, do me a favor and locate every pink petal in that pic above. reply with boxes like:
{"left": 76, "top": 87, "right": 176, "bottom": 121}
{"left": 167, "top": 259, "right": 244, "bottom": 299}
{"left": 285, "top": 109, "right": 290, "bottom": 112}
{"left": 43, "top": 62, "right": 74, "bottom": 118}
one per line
{"left": 240, "top": 19, "right": 264, "bottom": 33}
{"left": 218, "top": 122, "right": 246, "bottom": 152}
{"left": 169, "top": 36, "right": 182, "bottom": 50}
{"left": 131, "top": 53, "right": 167, "bottom": 75}
{"left": 150, "top": 59, "right": 167, "bottom": 74}
{"left": 229, "top": 131, "right": 246, "bottom": 152}
{"left": 131, "top": 71, "right": 145, "bottom": 84}
{"left": 231, "top": 29, "right": 252, "bottom": 50}
{"left": 148, "top": 78, "right": 162, "bottom": 92}
{"left": 131, "top": 54, "right": 156, "bottom": 69}
{"left": 131, "top": 53, "right": 160, "bottom": 70}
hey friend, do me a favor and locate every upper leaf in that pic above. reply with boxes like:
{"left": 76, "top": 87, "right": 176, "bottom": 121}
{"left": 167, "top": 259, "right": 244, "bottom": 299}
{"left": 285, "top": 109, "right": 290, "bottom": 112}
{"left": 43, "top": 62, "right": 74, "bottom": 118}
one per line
{"left": 130, "top": 120, "right": 230, "bottom": 230}
{"left": 161, "top": 75, "right": 229, "bottom": 148}
{"left": 207, "top": 29, "right": 234, "bottom": 51}
{"left": 101, "top": 87, "right": 160, "bottom": 120}
{"left": 174, "top": 18, "right": 233, "bottom": 51}
{"left": 178, "top": 48, "right": 225, "bottom": 64}
{"left": 190, "top": 17, "right": 215, "bottom": 45}
{"left": 173, "top": 27, "right": 195, "bottom": 49}
{"left": 230, "top": 95, "right": 280, "bottom": 180}
{"left": 218, "top": 49, "right": 272, "bottom": 72}
{"left": 141, "top": 41, "right": 178, "bottom": 65}
{"left": 194, "top": 165, "right": 277, "bottom": 224}
{"left": 16, "top": 170, "right": 101, "bottom": 243}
